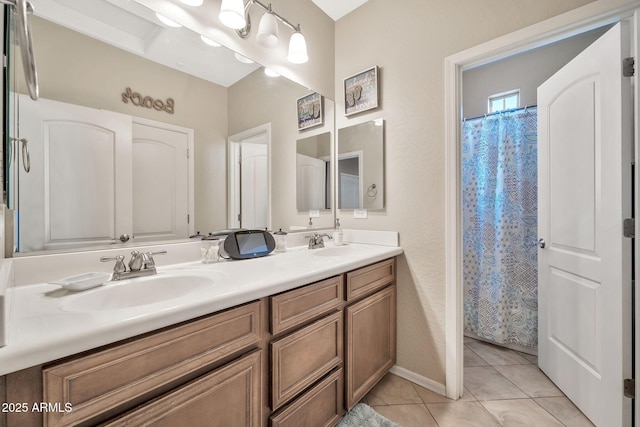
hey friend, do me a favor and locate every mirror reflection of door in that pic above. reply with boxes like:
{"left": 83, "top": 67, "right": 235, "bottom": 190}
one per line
{"left": 338, "top": 152, "right": 363, "bottom": 210}
{"left": 296, "top": 154, "right": 326, "bottom": 211}
{"left": 229, "top": 126, "right": 270, "bottom": 230}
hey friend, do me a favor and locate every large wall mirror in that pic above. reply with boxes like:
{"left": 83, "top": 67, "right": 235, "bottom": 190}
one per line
{"left": 337, "top": 119, "right": 384, "bottom": 210}
{"left": 5, "top": 0, "right": 335, "bottom": 255}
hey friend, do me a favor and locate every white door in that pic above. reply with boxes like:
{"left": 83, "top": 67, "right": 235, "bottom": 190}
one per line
{"left": 340, "top": 173, "right": 360, "bottom": 210}
{"left": 132, "top": 118, "right": 192, "bottom": 242}
{"left": 240, "top": 141, "right": 268, "bottom": 229}
{"left": 17, "top": 95, "right": 132, "bottom": 252}
{"left": 296, "top": 153, "right": 326, "bottom": 211}
{"left": 538, "top": 22, "right": 632, "bottom": 427}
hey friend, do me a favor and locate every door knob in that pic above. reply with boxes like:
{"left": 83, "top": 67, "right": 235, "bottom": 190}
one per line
{"left": 538, "top": 238, "right": 546, "bottom": 249}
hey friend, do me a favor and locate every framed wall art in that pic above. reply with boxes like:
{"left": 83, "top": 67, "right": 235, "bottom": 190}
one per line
{"left": 343, "top": 66, "right": 378, "bottom": 116}
{"left": 297, "top": 92, "right": 323, "bottom": 130}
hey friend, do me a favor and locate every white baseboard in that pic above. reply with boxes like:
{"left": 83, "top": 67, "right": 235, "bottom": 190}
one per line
{"left": 389, "top": 365, "right": 446, "bottom": 396}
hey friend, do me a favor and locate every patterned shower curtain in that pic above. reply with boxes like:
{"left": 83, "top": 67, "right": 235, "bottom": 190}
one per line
{"left": 462, "top": 108, "right": 538, "bottom": 350}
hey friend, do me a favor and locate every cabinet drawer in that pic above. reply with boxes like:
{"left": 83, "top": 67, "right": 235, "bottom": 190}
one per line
{"left": 345, "top": 286, "right": 396, "bottom": 409}
{"left": 43, "top": 301, "right": 262, "bottom": 426}
{"left": 271, "top": 276, "right": 343, "bottom": 335}
{"left": 270, "top": 368, "right": 343, "bottom": 427}
{"left": 105, "top": 350, "right": 262, "bottom": 427}
{"left": 345, "top": 258, "right": 395, "bottom": 301}
{"left": 271, "top": 312, "right": 343, "bottom": 410}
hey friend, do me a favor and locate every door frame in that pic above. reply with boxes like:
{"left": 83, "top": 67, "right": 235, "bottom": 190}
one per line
{"left": 227, "top": 123, "right": 272, "bottom": 229}
{"left": 444, "top": 0, "right": 640, "bottom": 405}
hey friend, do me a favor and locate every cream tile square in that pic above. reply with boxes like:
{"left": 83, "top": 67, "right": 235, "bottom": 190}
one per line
{"left": 413, "top": 384, "right": 477, "bottom": 404}
{"left": 481, "top": 399, "right": 563, "bottom": 426}
{"left": 412, "top": 384, "right": 451, "bottom": 404}
{"left": 494, "top": 365, "right": 563, "bottom": 398}
{"left": 373, "top": 404, "right": 438, "bottom": 427}
{"left": 534, "top": 397, "right": 595, "bottom": 426}
{"left": 464, "top": 366, "right": 528, "bottom": 400}
{"left": 515, "top": 350, "right": 539, "bottom": 364}
{"left": 427, "top": 401, "right": 500, "bottom": 426}
{"left": 465, "top": 346, "right": 490, "bottom": 367}
{"left": 466, "top": 341, "right": 530, "bottom": 365}
{"left": 365, "top": 374, "right": 422, "bottom": 405}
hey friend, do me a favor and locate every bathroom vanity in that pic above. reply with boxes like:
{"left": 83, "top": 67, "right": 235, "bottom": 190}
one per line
{"left": 0, "top": 240, "right": 400, "bottom": 426}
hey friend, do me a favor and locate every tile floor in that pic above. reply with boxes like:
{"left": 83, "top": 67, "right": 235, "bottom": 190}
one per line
{"left": 361, "top": 337, "right": 594, "bottom": 426}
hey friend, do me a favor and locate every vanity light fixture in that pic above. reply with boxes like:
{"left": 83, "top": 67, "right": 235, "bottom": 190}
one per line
{"left": 200, "top": 34, "right": 221, "bottom": 47}
{"left": 256, "top": 5, "right": 279, "bottom": 48}
{"left": 219, "top": 0, "right": 248, "bottom": 30}
{"left": 155, "top": 12, "right": 182, "bottom": 27}
{"left": 219, "top": 0, "right": 309, "bottom": 64}
{"left": 287, "top": 28, "right": 308, "bottom": 64}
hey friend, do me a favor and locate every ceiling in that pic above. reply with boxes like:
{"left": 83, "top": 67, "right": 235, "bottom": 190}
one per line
{"left": 30, "top": 0, "right": 260, "bottom": 88}
{"left": 28, "top": 0, "right": 368, "bottom": 88}
{"left": 311, "top": 0, "right": 369, "bottom": 21}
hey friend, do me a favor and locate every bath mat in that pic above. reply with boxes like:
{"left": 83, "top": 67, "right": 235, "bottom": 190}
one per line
{"left": 336, "top": 403, "right": 401, "bottom": 427}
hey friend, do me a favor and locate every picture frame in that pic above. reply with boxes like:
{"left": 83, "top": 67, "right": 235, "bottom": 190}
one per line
{"left": 297, "top": 92, "right": 324, "bottom": 130}
{"left": 344, "top": 66, "right": 379, "bottom": 116}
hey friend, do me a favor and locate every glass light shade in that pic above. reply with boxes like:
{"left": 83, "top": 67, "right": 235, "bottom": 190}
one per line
{"left": 200, "top": 35, "right": 221, "bottom": 47}
{"left": 287, "top": 31, "right": 308, "bottom": 64}
{"left": 256, "top": 12, "right": 279, "bottom": 48}
{"left": 155, "top": 13, "right": 182, "bottom": 28}
{"left": 219, "top": 0, "right": 246, "bottom": 30}
{"left": 179, "top": 0, "right": 203, "bottom": 6}
{"left": 264, "top": 68, "right": 280, "bottom": 77}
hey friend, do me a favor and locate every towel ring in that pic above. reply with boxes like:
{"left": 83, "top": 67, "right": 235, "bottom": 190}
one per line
{"left": 367, "top": 184, "right": 377, "bottom": 198}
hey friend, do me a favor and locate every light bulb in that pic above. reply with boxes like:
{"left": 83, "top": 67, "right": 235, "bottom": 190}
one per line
{"left": 287, "top": 31, "right": 308, "bottom": 64}
{"left": 219, "top": 0, "right": 246, "bottom": 30}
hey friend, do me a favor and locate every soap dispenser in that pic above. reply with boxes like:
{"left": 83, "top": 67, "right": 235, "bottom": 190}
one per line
{"left": 333, "top": 218, "right": 344, "bottom": 245}
{"left": 274, "top": 228, "right": 288, "bottom": 253}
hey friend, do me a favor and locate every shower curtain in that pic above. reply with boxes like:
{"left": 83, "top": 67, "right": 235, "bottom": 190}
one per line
{"left": 462, "top": 107, "right": 538, "bottom": 350}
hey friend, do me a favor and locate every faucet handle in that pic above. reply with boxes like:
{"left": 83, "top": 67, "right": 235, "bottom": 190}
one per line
{"left": 143, "top": 250, "right": 167, "bottom": 269}
{"left": 100, "top": 254, "right": 126, "bottom": 274}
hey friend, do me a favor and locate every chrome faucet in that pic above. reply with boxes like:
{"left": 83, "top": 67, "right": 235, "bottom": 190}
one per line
{"left": 308, "top": 233, "right": 332, "bottom": 249}
{"left": 101, "top": 250, "right": 167, "bottom": 281}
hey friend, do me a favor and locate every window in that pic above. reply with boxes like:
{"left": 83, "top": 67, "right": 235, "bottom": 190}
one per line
{"left": 488, "top": 90, "right": 520, "bottom": 114}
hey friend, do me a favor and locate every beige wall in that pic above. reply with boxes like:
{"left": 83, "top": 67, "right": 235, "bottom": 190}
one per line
{"left": 334, "top": 0, "right": 597, "bottom": 385}
{"left": 23, "top": 17, "right": 229, "bottom": 234}
{"left": 228, "top": 69, "right": 335, "bottom": 230}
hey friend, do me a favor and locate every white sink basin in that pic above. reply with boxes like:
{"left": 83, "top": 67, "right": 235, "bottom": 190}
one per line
{"left": 311, "top": 246, "right": 361, "bottom": 257}
{"left": 62, "top": 273, "right": 218, "bottom": 311}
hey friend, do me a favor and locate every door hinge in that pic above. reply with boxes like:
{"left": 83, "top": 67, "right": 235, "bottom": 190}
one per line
{"left": 187, "top": 214, "right": 190, "bottom": 224}
{"left": 623, "top": 218, "right": 635, "bottom": 238}
{"left": 624, "top": 378, "right": 635, "bottom": 398}
{"left": 237, "top": 213, "right": 241, "bottom": 222}
{"left": 187, "top": 149, "right": 190, "bottom": 159}
{"left": 623, "top": 57, "right": 635, "bottom": 77}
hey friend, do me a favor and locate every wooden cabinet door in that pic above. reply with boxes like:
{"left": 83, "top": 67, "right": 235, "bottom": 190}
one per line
{"left": 270, "top": 368, "right": 343, "bottom": 427}
{"left": 105, "top": 350, "right": 262, "bottom": 427}
{"left": 345, "top": 286, "right": 396, "bottom": 409}
{"left": 271, "top": 312, "right": 343, "bottom": 410}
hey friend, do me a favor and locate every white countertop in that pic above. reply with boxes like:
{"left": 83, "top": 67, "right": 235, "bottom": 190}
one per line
{"left": 0, "top": 242, "right": 402, "bottom": 376}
